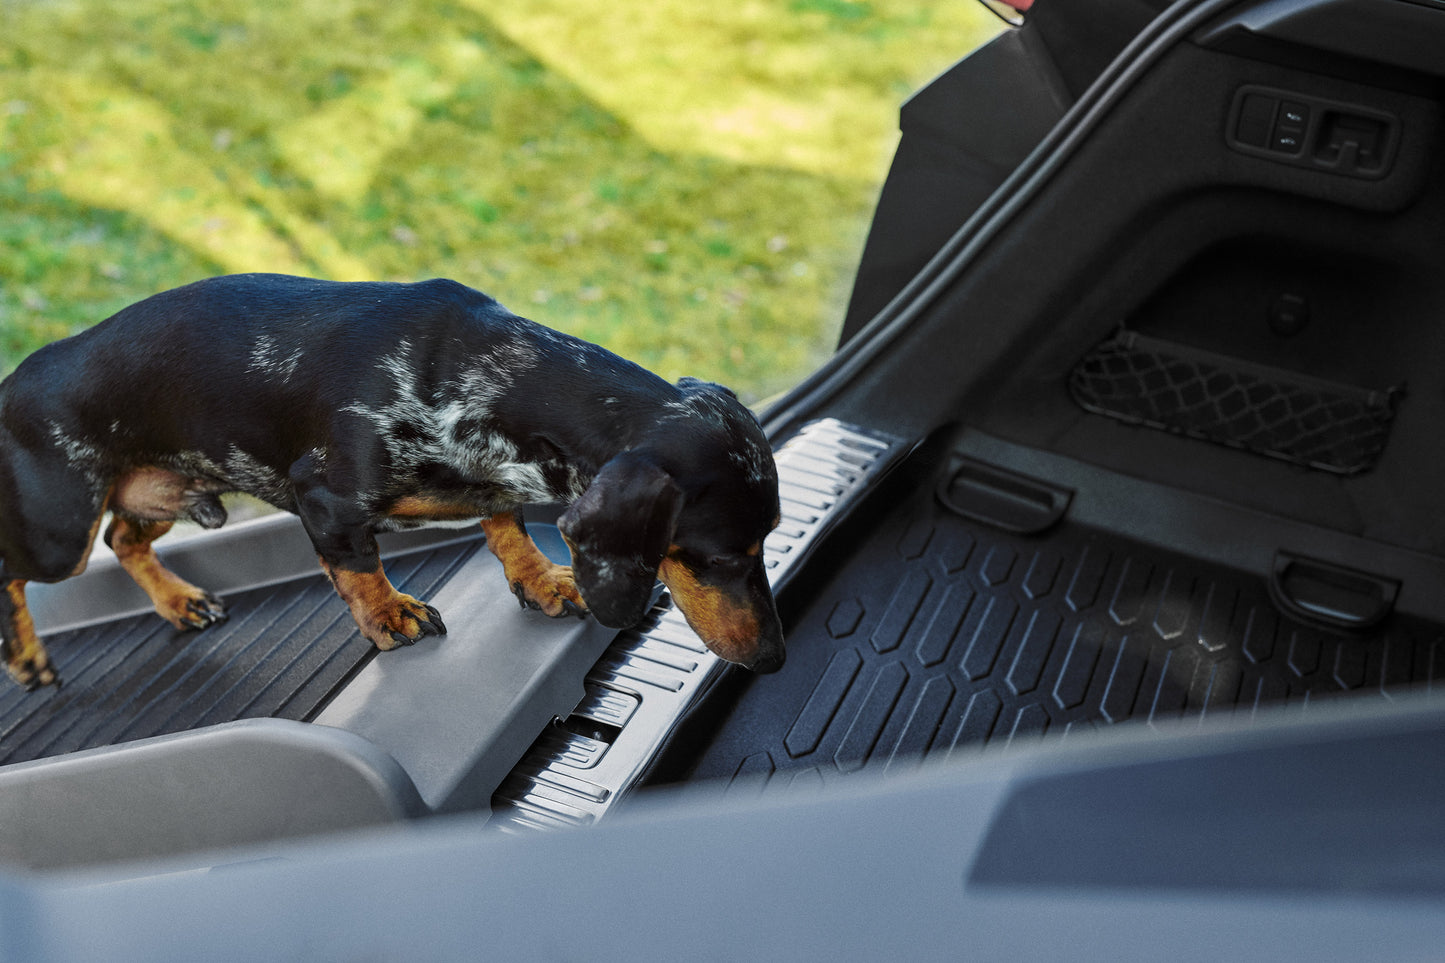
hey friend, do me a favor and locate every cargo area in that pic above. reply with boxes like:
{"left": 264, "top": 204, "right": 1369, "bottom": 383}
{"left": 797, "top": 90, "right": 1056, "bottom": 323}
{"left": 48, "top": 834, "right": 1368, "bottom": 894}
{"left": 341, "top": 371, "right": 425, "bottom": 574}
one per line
{"left": 641, "top": 5, "right": 1445, "bottom": 794}
{"left": 648, "top": 425, "right": 1445, "bottom": 791}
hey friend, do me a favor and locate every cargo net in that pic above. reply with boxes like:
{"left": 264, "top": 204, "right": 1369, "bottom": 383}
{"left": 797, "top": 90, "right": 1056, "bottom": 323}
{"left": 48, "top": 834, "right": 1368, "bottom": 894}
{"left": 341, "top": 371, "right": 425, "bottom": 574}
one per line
{"left": 1069, "top": 330, "right": 1399, "bottom": 476}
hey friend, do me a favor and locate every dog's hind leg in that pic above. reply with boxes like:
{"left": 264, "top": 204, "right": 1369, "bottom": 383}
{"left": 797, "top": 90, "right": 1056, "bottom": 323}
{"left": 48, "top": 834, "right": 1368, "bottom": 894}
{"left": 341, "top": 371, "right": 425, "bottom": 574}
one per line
{"left": 104, "top": 515, "right": 227, "bottom": 630}
{"left": 480, "top": 510, "right": 587, "bottom": 619}
{"left": 0, "top": 580, "right": 56, "bottom": 689}
{"left": 0, "top": 448, "right": 115, "bottom": 689}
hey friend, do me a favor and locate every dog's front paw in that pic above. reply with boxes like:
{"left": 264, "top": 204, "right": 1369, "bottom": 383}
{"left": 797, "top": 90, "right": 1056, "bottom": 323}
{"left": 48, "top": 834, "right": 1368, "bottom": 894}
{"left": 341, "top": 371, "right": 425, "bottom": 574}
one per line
{"left": 4, "top": 640, "right": 59, "bottom": 691}
{"left": 363, "top": 593, "right": 448, "bottom": 650}
{"left": 511, "top": 564, "right": 589, "bottom": 620}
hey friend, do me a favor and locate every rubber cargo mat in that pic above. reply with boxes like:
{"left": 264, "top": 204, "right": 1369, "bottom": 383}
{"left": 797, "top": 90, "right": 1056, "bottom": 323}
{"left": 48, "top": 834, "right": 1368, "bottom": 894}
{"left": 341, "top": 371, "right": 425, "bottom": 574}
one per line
{"left": 679, "top": 486, "right": 1445, "bottom": 789}
{"left": 0, "top": 538, "right": 482, "bottom": 767}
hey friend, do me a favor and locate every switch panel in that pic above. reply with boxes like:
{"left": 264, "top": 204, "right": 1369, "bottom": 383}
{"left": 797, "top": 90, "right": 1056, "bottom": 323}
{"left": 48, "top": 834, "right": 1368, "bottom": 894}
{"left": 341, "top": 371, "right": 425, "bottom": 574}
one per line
{"left": 1226, "top": 85, "right": 1399, "bottom": 179}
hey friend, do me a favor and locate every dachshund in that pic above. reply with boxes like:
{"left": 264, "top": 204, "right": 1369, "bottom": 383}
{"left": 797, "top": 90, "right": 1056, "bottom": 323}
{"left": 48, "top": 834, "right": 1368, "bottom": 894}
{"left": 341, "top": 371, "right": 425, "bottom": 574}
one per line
{"left": 0, "top": 274, "right": 785, "bottom": 690}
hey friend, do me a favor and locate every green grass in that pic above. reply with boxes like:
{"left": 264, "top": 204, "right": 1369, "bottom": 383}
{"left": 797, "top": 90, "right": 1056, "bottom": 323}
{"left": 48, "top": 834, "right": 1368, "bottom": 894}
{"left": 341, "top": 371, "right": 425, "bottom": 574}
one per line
{"left": 0, "top": 0, "right": 997, "bottom": 402}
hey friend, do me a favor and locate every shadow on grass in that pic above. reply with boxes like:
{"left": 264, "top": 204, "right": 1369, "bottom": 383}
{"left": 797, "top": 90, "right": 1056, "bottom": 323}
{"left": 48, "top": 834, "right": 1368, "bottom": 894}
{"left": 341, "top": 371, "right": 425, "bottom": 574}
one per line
{"left": 0, "top": 0, "right": 996, "bottom": 399}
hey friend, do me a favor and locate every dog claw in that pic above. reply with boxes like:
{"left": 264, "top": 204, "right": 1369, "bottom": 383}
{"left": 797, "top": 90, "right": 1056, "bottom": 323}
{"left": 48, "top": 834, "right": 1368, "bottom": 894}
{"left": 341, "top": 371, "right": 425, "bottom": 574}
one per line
{"left": 162, "top": 589, "right": 228, "bottom": 632}
{"left": 512, "top": 581, "right": 544, "bottom": 611}
{"left": 373, "top": 597, "right": 446, "bottom": 649}
{"left": 512, "top": 579, "right": 588, "bottom": 619}
{"left": 182, "top": 593, "right": 228, "bottom": 629}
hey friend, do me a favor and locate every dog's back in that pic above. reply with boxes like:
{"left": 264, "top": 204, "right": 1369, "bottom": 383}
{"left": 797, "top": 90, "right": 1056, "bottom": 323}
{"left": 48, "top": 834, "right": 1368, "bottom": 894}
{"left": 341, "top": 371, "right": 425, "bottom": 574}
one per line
{"left": 0, "top": 273, "right": 785, "bottom": 689}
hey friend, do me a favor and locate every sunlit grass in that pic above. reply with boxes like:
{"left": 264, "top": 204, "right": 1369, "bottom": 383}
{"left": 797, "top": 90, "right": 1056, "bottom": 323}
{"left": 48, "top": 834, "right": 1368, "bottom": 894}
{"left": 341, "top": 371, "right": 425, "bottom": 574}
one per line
{"left": 0, "top": 0, "right": 997, "bottom": 401}
{"left": 478, "top": 0, "right": 995, "bottom": 180}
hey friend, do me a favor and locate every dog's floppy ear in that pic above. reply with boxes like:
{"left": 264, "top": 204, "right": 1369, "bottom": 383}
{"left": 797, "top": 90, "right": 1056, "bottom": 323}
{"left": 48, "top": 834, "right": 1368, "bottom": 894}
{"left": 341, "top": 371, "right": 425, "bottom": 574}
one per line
{"left": 676, "top": 376, "right": 737, "bottom": 400}
{"left": 558, "top": 451, "right": 683, "bottom": 629}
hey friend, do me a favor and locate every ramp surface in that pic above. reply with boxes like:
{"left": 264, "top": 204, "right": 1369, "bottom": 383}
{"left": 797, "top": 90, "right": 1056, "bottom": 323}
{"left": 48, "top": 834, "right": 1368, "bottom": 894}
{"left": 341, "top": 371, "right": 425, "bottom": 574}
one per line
{"left": 0, "top": 538, "right": 481, "bottom": 767}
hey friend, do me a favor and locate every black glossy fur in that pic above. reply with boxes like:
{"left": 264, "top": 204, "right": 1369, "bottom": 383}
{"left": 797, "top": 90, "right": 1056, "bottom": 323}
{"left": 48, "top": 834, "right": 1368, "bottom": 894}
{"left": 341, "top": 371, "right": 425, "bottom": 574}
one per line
{"left": 0, "top": 274, "right": 784, "bottom": 688}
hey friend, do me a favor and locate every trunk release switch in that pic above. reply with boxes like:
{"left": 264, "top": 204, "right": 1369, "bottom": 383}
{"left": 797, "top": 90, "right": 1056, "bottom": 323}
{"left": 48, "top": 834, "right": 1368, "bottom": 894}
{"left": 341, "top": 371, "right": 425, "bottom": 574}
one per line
{"left": 1227, "top": 85, "right": 1399, "bottom": 179}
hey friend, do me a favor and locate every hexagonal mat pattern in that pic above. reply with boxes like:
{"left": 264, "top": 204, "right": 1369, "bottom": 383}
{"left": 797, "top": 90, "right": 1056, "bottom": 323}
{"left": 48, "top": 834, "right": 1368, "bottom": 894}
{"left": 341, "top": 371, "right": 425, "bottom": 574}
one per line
{"left": 685, "top": 493, "right": 1443, "bottom": 790}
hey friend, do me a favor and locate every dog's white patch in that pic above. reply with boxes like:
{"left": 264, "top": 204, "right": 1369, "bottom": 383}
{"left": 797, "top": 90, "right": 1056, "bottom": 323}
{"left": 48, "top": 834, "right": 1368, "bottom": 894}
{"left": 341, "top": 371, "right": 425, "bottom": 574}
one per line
{"left": 248, "top": 334, "right": 303, "bottom": 383}
{"left": 45, "top": 421, "right": 106, "bottom": 487}
{"left": 342, "top": 337, "right": 570, "bottom": 509}
{"left": 665, "top": 389, "right": 775, "bottom": 488}
{"left": 728, "top": 438, "right": 773, "bottom": 487}
{"left": 559, "top": 463, "right": 589, "bottom": 502}
{"left": 165, "top": 450, "right": 224, "bottom": 478}
{"left": 223, "top": 446, "right": 291, "bottom": 507}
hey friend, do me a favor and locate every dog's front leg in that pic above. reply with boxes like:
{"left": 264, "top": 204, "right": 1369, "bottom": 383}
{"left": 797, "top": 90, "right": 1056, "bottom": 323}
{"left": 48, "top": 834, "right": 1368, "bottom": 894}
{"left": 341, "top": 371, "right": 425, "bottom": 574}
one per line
{"left": 0, "top": 580, "right": 57, "bottom": 689}
{"left": 293, "top": 476, "right": 446, "bottom": 649}
{"left": 319, "top": 555, "right": 447, "bottom": 649}
{"left": 480, "top": 510, "right": 588, "bottom": 619}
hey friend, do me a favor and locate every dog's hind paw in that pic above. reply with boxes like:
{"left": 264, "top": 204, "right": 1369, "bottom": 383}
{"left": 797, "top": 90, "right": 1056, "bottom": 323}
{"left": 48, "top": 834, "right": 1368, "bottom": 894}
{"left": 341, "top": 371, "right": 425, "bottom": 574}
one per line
{"left": 6, "top": 649, "right": 59, "bottom": 691}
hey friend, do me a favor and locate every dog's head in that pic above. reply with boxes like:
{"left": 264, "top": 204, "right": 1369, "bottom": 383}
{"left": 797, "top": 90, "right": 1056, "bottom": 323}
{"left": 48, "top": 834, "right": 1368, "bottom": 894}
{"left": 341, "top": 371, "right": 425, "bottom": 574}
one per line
{"left": 558, "top": 379, "right": 784, "bottom": 673}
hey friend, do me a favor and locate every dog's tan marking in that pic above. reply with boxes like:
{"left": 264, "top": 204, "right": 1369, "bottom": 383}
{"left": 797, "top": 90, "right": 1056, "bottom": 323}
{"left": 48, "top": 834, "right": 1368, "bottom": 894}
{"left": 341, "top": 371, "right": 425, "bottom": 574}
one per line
{"left": 657, "top": 552, "right": 761, "bottom": 666}
{"left": 106, "top": 516, "right": 226, "bottom": 630}
{"left": 1, "top": 581, "right": 56, "bottom": 689}
{"left": 387, "top": 494, "right": 484, "bottom": 522}
{"left": 320, "top": 558, "right": 443, "bottom": 649}
{"left": 480, "top": 512, "right": 587, "bottom": 617}
{"left": 113, "top": 466, "right": 194, "bottom": 520}
{"left": 69, "top": 492, "right": 115, "bottom": 578}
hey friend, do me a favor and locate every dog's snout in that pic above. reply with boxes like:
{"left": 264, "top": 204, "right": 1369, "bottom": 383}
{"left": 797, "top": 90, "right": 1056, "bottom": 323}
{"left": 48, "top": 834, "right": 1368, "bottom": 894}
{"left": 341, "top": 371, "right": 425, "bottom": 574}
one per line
{"left": 747, "top": 647, "right": 785, "bottom": 674}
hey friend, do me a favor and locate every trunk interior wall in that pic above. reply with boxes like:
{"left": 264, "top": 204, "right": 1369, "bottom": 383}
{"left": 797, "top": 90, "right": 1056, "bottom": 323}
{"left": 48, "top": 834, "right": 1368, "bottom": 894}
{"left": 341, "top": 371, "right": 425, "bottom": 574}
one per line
{"left": 839, "top": 28, "right": 1070, "bottom": 341}
{"left": 824, "top": 38, "right": 1445, "bottom": 558}
{"left": 838, "top": 1, "right": 1173, "bottom": 343}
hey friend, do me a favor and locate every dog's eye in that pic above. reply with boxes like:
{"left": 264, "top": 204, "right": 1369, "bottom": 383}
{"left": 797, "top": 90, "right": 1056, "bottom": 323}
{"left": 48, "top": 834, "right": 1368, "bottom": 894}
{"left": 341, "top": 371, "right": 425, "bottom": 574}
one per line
{"left": 701, "top": 551, "right": 758, "bottom": 571}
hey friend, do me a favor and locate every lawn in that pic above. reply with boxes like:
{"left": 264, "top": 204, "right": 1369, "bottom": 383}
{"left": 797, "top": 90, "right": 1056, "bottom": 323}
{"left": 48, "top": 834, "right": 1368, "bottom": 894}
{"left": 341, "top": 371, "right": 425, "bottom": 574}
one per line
{"left": 0, "top": 0, "right": 997, "bottom": 402}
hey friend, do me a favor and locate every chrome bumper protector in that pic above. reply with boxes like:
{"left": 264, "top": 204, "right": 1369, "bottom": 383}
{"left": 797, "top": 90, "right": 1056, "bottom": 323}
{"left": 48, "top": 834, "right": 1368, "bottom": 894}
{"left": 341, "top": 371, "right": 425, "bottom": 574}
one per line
{"left": 491, "top": 419, "right": 907, "bottom": 831}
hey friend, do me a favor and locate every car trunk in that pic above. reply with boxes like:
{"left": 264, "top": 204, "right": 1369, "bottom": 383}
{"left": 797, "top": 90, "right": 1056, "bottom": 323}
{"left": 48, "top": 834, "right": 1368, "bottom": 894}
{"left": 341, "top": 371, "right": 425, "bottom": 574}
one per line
{"left": 640, "top": 0, "right": 1445, "bottom": 792}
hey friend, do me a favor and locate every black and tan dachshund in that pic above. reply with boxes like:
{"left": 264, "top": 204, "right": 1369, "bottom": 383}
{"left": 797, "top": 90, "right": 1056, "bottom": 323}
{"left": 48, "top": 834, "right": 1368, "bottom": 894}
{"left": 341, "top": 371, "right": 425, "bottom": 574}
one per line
{"left": 0, "top": 274, "right": 785, "bottom": 689}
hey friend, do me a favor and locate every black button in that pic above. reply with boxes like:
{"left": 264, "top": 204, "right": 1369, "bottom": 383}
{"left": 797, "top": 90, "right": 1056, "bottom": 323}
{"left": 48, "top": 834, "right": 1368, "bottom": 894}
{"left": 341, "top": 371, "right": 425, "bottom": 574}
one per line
{"left": 1270, "top": 100, "right": 1309, "bottom": 154}
{"left": 1279, "top": 102, "right": 1310, "bottom": 128}
{"left": 1272, "top": 129, "right": 1304, "bottom": 154}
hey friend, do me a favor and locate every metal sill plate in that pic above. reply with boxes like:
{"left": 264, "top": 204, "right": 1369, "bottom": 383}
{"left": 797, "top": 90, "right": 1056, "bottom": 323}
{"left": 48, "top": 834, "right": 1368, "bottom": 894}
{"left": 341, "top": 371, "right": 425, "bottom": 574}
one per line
{"left": 490, "top": 418, "right": 908, "bottom": 831}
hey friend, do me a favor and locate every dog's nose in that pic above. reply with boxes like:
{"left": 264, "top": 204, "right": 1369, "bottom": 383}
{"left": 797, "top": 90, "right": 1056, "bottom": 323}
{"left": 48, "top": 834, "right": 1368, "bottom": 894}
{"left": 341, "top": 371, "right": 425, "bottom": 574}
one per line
{"left": 747, "top": 647, "right": 786, "bottom": 674}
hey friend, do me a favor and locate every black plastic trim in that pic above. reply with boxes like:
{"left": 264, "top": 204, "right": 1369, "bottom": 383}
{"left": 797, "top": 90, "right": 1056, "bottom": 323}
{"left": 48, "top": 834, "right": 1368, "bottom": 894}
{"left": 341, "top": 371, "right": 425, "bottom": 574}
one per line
{"left": 763, "top": 0, "right": 1253, "bottom": 440}
{"left": 1225, "top": 83, "right": 1401, "bottom": 177}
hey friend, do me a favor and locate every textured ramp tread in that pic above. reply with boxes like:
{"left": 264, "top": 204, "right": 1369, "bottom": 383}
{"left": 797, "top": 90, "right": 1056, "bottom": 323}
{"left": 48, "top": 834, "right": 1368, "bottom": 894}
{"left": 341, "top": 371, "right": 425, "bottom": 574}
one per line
{"left": 0, "top": 539, "right": 482, "bottom": 767}
{"left": 688, "top": 493, "right": 1444, "bottom": 789}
